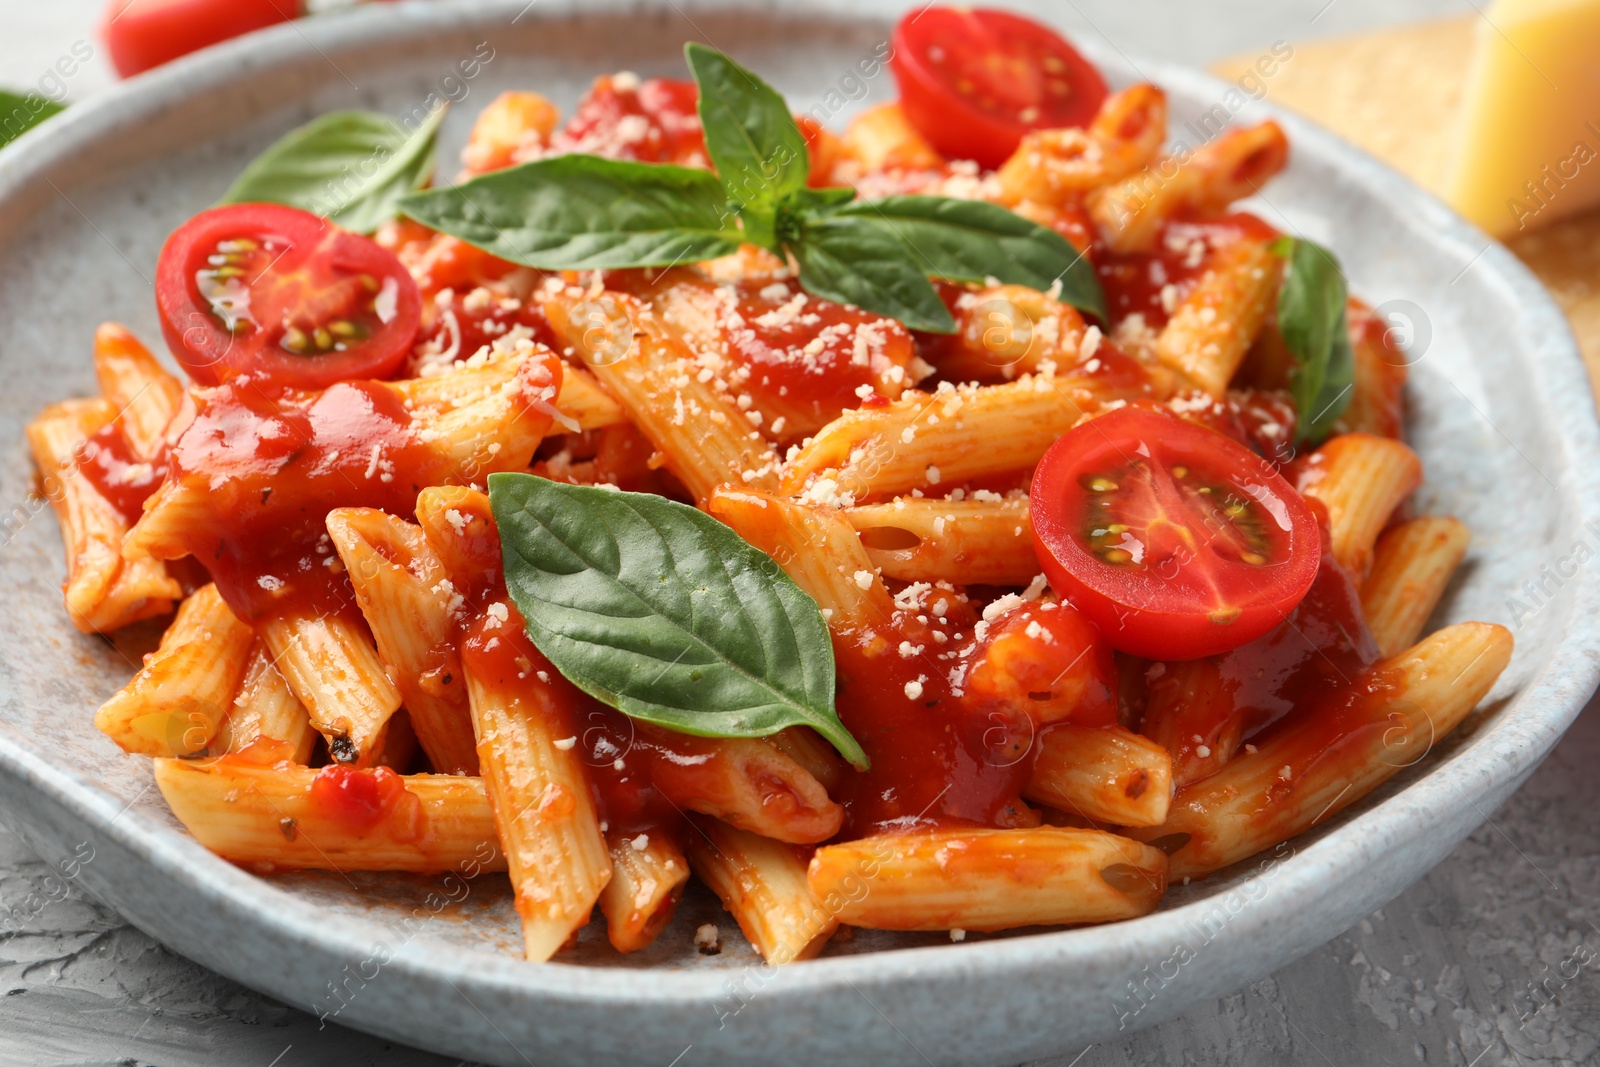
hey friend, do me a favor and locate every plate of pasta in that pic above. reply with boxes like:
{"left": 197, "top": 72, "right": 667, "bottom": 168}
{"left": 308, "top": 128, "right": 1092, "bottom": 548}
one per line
{"left": 1, "top": 2, "right": 1597, "bottom": 1064}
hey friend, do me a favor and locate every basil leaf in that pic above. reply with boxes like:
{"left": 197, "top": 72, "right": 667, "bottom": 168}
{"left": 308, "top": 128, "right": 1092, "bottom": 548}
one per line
{"left": 791, "top": 186, "right": 857, "bottom": 210}
{"left": 684, "top": 42, "right": 809, "bottom": 234}
{"left": 400, "top": 155, "right": 744, "bottom": 270}
{"left": 489, "top": 474, "right": 868, "bottom": 769}
{"left": 0, "top": 91, "right": 65, "bottom": 149}
{"left": 790, "top": 214, "right": 956, "bottom": 333}
{"left": 221, "top": 108, "right": 444, "bottom": 234}
{"left": 829, "top": 196, "right": 1109, "bottom": 323}
{"left": 1272, "top": 236, "right": 1355, "bottom": 445}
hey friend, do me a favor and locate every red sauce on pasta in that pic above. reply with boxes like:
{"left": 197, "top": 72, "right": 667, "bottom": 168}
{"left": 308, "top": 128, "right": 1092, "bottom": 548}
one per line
{"left": 76, "top": 421, "right": 163, "bottom": 524}
{"left": 309, "top": 763, "right": 420, "bottom": 833}
{"left": 555, "top": 76, "right": 705, "bottom": 165}
{"left": 1096, "top": 212, "right": 1280, "bottom": 330}
{"left": 162, "top": 378, "right": 451, "bottom": 620}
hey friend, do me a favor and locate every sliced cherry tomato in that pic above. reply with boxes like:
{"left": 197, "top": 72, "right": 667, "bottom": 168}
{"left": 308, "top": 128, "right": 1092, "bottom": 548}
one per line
{"left": 1030, "top": 407, "right": 1321, "bottom": 659}
{"left": 890, "top": 7, "right": 1109, "bottom": 169}
{"left": 155, "top": 203, "right": 421, "bottom": 389}
{"left": 102, "top": 0, "right": 296, "bottom": 79}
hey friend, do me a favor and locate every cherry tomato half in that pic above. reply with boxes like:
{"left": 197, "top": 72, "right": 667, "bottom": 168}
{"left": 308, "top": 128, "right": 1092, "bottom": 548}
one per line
{"left": 890, "top": 7, "right": 1110, "bottom": 169}
{"left": 102, "top": 0, "right": 297, "bottom": 79}
{"left": 1030, "top": 407, "right": 1321, "bottom": 660}
{"left": 156, "top": 203, "right": 421, "bottom": 389}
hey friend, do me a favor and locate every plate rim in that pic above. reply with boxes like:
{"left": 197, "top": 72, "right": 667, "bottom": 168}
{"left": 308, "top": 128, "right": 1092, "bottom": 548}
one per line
{"left": 2, "top": 0, "right": 1597, "bottom": 1038}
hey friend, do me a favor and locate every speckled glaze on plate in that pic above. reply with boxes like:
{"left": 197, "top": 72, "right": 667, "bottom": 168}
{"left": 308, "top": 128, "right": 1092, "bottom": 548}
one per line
{"left": 0, "top": 2, "right": 1595, "bottom": 1064}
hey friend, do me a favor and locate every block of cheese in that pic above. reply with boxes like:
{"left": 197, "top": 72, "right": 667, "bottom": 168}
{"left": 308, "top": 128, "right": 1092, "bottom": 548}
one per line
{"left": 1445, "top": 0, "right": 1600, "bottom": 238}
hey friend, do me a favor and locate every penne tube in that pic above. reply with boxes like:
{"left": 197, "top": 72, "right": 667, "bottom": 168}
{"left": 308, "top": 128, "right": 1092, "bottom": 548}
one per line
{"left": 1299, "top": 433, "right": 1423, "bottom": 581}
{"left": 154, "top": 755, "right": 506, "bottom": 873}
{"left": 640, "top": 726, "right": 843, "bottom": 844}
{"left": 556, "top": 363, "right": 628, "bottom": 431}
{"left": 463, "top": 639, "right": 611, "bottom": 962}
{"left": 1138, "top": 658, "right": 1242, "bottom": 789}
{"left": 1024, "top": 724, "right": 1173, "bottom": 828}
{"left": 391, "top": 344, "right": 566, "bottom": 483}
{"left": 326, "top": 507, "right": 478, "bottom": 775}
{"left": 258, "top": 609, "right": 403, "bottom": 766}
{"left": 461, "top": 89, "right": 560, "bottom": 174}
{"left": 997, "top": 84, "right": 1167, "bottom": 203}
{"left": 214, "top": 639, "right": 317, "bottom": 764}
{"left": 707, "top": 486, "right": 895, "bottom": 629}
{"left": 1336, "top": 301, "right": 1409, "bottom": 440}
{"left": 843, "top": 495, "right": 1036, "bottom": 586}
{"left": 1361, "top": 516, "right": 1470, "bottom": 658}
{"left": 764, "top": 727, "right": 846, "bottom": 794}
{"left": 1142, "top": 622, "right": 1513, "bottom": 880}
{"left": 780, "top": 373, "right": 1152, "bottom": 504}
{"left": 685, "top": 818, "right": 836, "bottom": 964}
{"left": 1090, "top": 121, "right": 1290, "bottom": 253}
{"left": 1154, "top": 238, "right": 1281, "bottom": 396}
{"left": 840, "top": 102, "right": 943, "bottom": 172}
{"left": 925, "top": 284, "right": 1093, "bottom": 384}
{"left": 807, "top": 827, "right": 1168, "bottom": 931}
{"left": 95, "top": 583, "right": 254, "bottom": 757}
{"left": 600, "top": 830, "right": 690, "bottom": 954}
{"left": 543, "top": 287, "right": 779, "bottom": 503}
{"left": 27, "top": 399, "right": 181, "bottom": 633}
{"left": 92, "top": 322, "right": 183, "bottom": 460}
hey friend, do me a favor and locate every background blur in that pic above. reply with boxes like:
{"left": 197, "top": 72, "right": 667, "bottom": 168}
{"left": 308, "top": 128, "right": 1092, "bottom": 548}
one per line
{"left": 2, "top": 2, "right": 1596, "bottom": 1067}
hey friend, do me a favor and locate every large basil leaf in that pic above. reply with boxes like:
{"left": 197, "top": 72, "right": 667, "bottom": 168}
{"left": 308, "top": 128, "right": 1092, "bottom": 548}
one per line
{"left": 0, "top": 91, "right": 64, "bottom": 149}
{"left": 221, "top": 108, "right": 445, "bottom": 233}
{"left": 489, "top": 474, "right": 868, "bottom": 769}
{"left": 684, "top": 42, "right": 808, "bottom": 238}
{"left": 790, "top": 214, "right": 956, "bottom": 333}
{"left": 1273, "top": 236, "right": 1354, "bottom": 445}
{"left": 400, "top": 155, "right": 744, "bottom": 269}
{"left": 830, "top": 196, "right": 1109, "bottom": 323}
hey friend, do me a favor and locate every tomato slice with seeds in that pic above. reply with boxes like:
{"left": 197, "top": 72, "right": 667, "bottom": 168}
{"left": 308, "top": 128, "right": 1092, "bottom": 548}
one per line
{"left": 155, "top": 203, "right": 421, "bottom": 389}
{"left": 1030, "top": 407, "right": 1321, "bottom": 660}
{"left": 890, "top": 7, "right": 1110, "bottom": 169}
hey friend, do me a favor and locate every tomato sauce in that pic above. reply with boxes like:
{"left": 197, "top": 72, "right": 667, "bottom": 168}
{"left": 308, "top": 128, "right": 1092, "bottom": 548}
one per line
{"left": 723, "top": 278, "right": 914, "bottom": 418}
{"left": 1096, "top": 212, "right": 1280, "bottom": 330}
{"left": 77, "top": 421, "right": 163, "bottom": 524}
{"left": 554, "top": 76, "right": 705, "bottom": 165}
{"left": 163, "top": 378, "right": 453, "bottom": 621}
{"left": 309, "top": 763, "right": 422, "bottom": 837}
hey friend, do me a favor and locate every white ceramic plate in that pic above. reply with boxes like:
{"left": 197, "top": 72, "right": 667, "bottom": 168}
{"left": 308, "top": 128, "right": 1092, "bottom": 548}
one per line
{"left": 1, "top": 2, "right": 1596, "bottom": 1064}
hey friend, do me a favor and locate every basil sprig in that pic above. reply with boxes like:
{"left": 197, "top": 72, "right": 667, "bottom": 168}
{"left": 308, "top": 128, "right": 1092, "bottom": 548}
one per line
{"left": 221, "top": 107, "right": 446, "bottom": 234}
{"left": 401, "top": 44, "right": 1106, "bottom": 333}
{"left": 489, "top": 474, "right": 868, "bottom": 769}
{"left": 1272, "top": 236, "right": 1355, "bottom": 446}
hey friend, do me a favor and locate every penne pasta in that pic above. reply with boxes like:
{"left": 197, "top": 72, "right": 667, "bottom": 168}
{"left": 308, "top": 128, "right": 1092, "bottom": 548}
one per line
{"left": 1154, "top": 238, "right": 1281, "bottom": 396}
{"left": 95, "top": 583, "right": 254, "bottom": 757}
{"left": 1024, "top": 724, "right": 1173, "bottom": 828}
{"left": 641, "top": 726, "right": 843, "bottom": 844}
{"left": 1142, "top": 622, "right": 1512, "bottom": 879}
{"left": 840, "top": 102, "right": 943, "bottom": 173}
{"left": 763, "top": 727, "right": 846, "bottom": 794}
{"left": 997, "top": 84, "right": 1167, "bottom": 203}
{"left": 461, "top": 90, "right": 561, "bottom": 174}
{"left": 1138, "top": 658, "right": 1242, "bottom": 789}
{"left": 463, "top": 634, "right": 612, "bottom": 962}
{"left": 924, "top": 284, "right": 1093, "bottom": 383}
{"left": 543, "top": 287, "right": 780, "bottom": 503}
{"left": 26, "top": 399, "right": 181, "bottom": 633}
{"left": 556, "top": 363, "right": 628, "bottom": 431}
{"left": 780, "top": 372, "right": 1156, "bottom": 505}
{"left": 707, "top": 486, "right": 895, "bottom": 629}
{"left": 1299, "top": 433, "right": 1423, "bottom": 581}
{"left": 154, "top": 755, "right": 506, "bottom": 873}
{"left": 91, "top": 322, "right": 184, "bottom": 460}
{"left": 214, "top": 639, "right": 317, "bottom": 764}
{"left": 807, "top": 827, "right": 1168, "bottom": 931}
{"left": 600, "top": 830, "right": 690, "bottom": 954}
{"left": 843, "top": 494, "right": 1036, "bottom": 586}
{"left": 326, "top": 507, "right": 478, "bottom": 775}
{"left": 1361, "top": 516, "right": 1470, "bottom": 659}
{"left": 685, "top": 818, "right": 837, "bottom": 964}
{"left": 257, "top": 609, "right": 403, "bottom": 766}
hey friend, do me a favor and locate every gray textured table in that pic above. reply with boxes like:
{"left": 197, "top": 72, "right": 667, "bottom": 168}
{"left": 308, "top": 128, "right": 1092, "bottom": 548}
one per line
{"left": 4, "top": 2, "right": 1597, "bottom": 1065}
